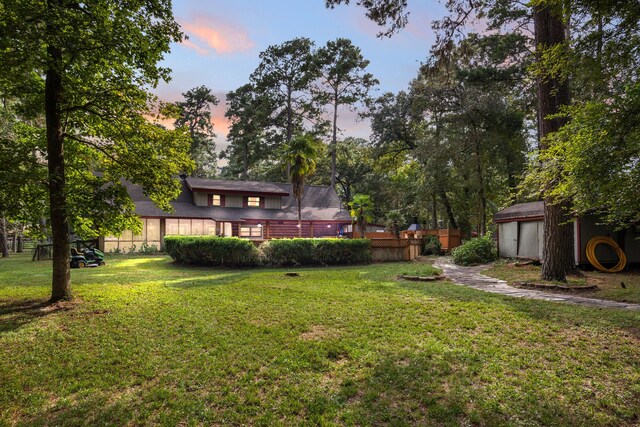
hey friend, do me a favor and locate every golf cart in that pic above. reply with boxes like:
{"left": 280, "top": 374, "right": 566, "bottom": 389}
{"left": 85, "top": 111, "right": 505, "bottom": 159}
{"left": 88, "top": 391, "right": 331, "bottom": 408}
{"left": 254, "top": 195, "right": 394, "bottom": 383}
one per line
{"left": 70, "top": 247, "right": 106, "bottom": 268}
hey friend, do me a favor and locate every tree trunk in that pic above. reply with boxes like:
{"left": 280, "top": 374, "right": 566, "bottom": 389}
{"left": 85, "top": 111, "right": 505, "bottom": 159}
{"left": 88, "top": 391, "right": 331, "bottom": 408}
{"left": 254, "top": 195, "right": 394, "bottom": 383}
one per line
{"left": 242, "top": 140, "right": 249, "bottom": 179}
{"left": 46, "top": 44, "right": 72, "bottom": 302}
{"left": 534, "top": 2, "right": 575, "bottom": 282}
{"left": 473, "top": 136, "right": 487, "bottom": 235}
{"left": 330, "top": 90, "right": 338, "bottom": 188}
{"left": 431, "top": 192, "right": 438, "bottom": 229}
{"left": 438, "top": 188, "right": 457, "bottom": 229}
{"left": 297, "top": 200, "right": 302, "bottom": 238}
{"left": 0, "top": 219, "right": 8, "bottom": 258}
{"left": 17, "top": 232, "right": 23, "bottom": 253}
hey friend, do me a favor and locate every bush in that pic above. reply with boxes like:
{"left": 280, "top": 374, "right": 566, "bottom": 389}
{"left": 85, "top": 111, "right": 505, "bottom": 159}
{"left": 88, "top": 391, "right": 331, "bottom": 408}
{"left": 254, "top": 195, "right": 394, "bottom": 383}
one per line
{"left": 314, "top": 239, "right": 371, "bottom": 265}
{"left": 261, "top": 238, "right": 371, "bottom": 267}
{"left": 422, "top": 235, "right": 442, "bottom": 255}
{"left": 260, "top": 239, "right": 317, "bottom": 266}
{"left": 451, "top": 235, "right": 497, "bottom": 266}
{"left": 164, "top": 235, "right": 260, "bottom": 267}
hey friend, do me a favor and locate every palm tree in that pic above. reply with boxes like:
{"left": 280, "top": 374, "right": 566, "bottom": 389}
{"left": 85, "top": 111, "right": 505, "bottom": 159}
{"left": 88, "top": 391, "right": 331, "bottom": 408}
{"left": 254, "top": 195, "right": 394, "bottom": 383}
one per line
{"left": 348, "top": 194, "right": 374, "bottom": 238}
{"left": 282, "top": 134, "right": 320, "bottom": 237}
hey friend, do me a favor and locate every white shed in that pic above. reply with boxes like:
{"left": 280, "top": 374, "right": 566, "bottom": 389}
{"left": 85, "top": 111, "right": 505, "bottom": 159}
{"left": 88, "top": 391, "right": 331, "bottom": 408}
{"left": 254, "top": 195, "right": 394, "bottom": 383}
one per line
{"left": 494, "top": 201, "right": 640, "bottom": 266}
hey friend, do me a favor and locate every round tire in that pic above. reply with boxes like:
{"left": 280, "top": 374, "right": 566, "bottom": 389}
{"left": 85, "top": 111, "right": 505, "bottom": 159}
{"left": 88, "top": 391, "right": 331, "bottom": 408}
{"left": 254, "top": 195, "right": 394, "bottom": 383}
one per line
{"left": 78, "top": 261, "right": 86, "bottom": 268}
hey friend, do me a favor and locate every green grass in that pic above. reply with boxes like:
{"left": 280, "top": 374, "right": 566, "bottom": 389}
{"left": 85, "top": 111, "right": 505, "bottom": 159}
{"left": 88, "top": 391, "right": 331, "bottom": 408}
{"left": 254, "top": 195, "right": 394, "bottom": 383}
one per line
{"left": 484, "top": 260, "right": 640, "bottom": 304}
{"left": 1, "top": 253, "right": 640, "bottom": 426}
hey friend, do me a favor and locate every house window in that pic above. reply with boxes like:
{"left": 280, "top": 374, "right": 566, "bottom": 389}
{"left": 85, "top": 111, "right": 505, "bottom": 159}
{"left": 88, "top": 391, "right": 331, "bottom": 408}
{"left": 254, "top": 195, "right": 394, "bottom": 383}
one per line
{"left": 247, "top": 196, "right": 261, "bottom": 207}
{"left": 212, "top": 194, "right": 222, "bottom": 206}
{"left": 240, "top": 225, "right": 263, "bottom": 239}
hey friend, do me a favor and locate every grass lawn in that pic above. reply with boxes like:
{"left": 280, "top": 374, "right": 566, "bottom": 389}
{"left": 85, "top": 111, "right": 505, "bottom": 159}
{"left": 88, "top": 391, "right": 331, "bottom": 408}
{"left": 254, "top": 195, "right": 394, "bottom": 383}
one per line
{"left": 484, "top": 260, "right": 640, "bottom": 304}
{"left": 1, "top": 253, "right": 640, "bottom": 426}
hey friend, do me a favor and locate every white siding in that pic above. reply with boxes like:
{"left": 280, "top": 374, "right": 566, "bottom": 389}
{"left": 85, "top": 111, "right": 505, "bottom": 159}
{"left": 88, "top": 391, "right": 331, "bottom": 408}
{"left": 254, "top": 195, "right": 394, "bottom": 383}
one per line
{"left": 498, "top": 222, "right": 518, "bottom": 257}
{"left": 518, "top": 221, "right": 542, "bottom": 259}
{"left": 193, "top": 192, "right": 208, "bottom": 207}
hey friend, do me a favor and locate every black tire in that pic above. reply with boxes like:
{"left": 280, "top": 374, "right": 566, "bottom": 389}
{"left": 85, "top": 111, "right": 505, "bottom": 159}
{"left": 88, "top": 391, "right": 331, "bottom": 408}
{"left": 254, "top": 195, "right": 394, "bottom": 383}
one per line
{"left": 78, "top": 261, "right": 86, "bottom": 268}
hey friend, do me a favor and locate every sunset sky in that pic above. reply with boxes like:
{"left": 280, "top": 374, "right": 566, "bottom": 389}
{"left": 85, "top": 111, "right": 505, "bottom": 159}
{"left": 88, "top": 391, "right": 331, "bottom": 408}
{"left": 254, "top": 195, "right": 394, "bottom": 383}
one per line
{"left": 156, "top": 0, "right": 448, "bottom": 152}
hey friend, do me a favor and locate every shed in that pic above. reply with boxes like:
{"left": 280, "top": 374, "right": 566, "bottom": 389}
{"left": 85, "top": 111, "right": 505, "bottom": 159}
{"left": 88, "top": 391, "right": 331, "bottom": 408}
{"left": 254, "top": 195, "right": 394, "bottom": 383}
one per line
{"left": 494, "top": 201, "right": 640, "bottom": 265}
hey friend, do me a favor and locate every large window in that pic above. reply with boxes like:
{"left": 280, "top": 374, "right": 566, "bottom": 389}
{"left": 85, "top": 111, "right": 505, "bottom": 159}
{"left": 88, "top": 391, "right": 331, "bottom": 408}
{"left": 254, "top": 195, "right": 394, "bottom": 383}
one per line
{"left": 240, "top": 225, "right": 263, "bottom": 239}
{"left": 212, "top": 194, "right": 222, "bottom": 206}
{"left": 247, "top": 196, "right": 261, "bottom": 207}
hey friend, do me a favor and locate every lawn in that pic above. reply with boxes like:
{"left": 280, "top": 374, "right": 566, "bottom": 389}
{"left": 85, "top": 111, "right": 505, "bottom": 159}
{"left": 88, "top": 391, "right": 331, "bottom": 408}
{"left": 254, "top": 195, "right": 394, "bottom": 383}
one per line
{"left": 1, "top": 253, "right": 640, "bottom": 426}
{"left": 484, "top": 260, "right": 640, "bottom": 304}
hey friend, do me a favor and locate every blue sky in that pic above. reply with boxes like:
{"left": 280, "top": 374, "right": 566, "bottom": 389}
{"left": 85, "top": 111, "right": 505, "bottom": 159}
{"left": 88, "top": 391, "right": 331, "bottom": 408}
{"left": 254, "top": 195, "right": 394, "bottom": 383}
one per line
{"left": 155, "top": 0, "right": 447, "bottom": 150}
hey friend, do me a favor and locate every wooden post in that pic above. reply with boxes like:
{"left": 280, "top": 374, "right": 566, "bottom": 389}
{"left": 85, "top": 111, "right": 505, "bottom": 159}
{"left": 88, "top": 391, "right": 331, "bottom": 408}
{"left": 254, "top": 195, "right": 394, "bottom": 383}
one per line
{"left": 310, "top": 221, "right": 314, "bottom": 238}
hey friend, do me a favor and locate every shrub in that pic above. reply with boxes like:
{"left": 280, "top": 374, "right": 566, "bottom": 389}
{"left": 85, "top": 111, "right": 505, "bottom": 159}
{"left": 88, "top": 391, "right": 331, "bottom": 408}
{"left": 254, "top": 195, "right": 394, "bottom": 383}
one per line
{"left": 139, "top": 242, "right": 160, "bottom": 254}
{"left": 164, "top": 235, "right": 260, "bottom": 267}
{"left": 422, "top": 235, "right": 442, "bottom": 255}
{"left": 451, "top": 235, "right": 497, "bottom": 266}
{"left": 260, "top": 239, "right": 318, "bottom": 266}
{"left": 314, "top": 239, "right": 371, "bottom": 265}
{"left": 261, "top": 238, "right": 371, "bottom": 267}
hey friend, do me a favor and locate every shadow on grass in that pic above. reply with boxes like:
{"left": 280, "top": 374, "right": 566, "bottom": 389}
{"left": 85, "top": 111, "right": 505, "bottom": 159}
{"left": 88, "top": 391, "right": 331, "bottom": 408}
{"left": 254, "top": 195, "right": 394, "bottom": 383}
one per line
{"left": 0, "top": 298, "right": 75, "bottom": 333}
{"left": 397, "top": 279, "right": 640, "bottom": 334}
{"left": 324, "top": 350, "right": 610, "bottom": 426}
{"left": 163, "top": 272, "right": 250, "bottom": 289}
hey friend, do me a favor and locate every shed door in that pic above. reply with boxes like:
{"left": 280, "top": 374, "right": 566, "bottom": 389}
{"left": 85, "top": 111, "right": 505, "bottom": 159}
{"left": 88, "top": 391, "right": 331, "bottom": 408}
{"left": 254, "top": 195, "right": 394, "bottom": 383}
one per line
{"left": 518, "top": 221, "right": 542, "bottom": 259}
{"left": 499, "top": 222, "right": 518, "bottom": 257}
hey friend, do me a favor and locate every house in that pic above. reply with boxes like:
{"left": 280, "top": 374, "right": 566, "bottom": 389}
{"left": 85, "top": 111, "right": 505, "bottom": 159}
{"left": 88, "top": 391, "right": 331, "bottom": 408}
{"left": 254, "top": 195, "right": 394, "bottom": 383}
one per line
{"left": 494, "top": 201, "right": 640, "bottom": 266}
{"left": 99, "top": 178, "right": 352, "bottom": 252}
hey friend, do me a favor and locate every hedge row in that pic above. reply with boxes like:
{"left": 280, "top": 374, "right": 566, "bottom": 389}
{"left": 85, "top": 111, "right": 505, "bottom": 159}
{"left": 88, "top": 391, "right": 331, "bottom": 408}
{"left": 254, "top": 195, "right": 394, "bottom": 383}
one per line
{"left": 163, "top": 236, "right": 371, "bottom": 267}
{"left": 164, "top": 235, "right": 261, "bottom": 267}
{"left": 261, "top": 238, "right": 371, "bottom": 266}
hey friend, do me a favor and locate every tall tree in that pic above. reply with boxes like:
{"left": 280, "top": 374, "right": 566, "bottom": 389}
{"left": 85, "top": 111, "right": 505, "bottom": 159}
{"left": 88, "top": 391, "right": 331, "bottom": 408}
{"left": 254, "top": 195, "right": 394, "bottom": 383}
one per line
{"left": 174, "top": 85, "right": 219, "bottom": 178}
{"left": 314, "top": 38, "right": 378, "bottom": 187}
{"left": 0, "top": 1, "right": 192, "bottom": 302}
{"left": 533, "top": 1, "right": 575, "bottom": 281}
{"left": 282, "top": 134, "right": 320, "bottom": 236}
{"left": 251, "top": 38, "right": 323, "bottom": 149}
{"left": 221, "top": 83, "right": 271, "bottom": 179}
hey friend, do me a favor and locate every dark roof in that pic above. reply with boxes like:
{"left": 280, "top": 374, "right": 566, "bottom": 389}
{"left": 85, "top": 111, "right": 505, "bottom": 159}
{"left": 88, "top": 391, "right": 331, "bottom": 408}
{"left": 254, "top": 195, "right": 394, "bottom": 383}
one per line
{"left": 494, "top": 201, "right": 544, "bottom": 222}
{"left": 185, "top": 178, "right": 289, "bottom": 196}
{"left": 128, "top": 179, "right": 351, "bottom": 222}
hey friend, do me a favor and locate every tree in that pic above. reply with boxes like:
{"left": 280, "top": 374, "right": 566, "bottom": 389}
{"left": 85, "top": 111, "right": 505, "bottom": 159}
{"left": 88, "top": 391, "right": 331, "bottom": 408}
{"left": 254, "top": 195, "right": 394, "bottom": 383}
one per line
{"left": 334, "top": 137, "right": 376, "bottom": 204}
{"left": 349, "top": 194, "right": 375, "bottom": 238}
{"left": 282, "top": 134, "right": 321, "bottom": 237}
{"left": 251, "top": 38, "right": 323, "bottom": 149}
{"left": 532, "top": 1, "right": 575, "bottom": 281}
{"left": 0, "top": 1, "right": 192, "bottom": 302}
{"left": 221, "top": 83, "right": 271, "bottom": 179}
{"left": 314, "top": 38, "right": 378, "bottom": 187}
{"left": 174, "top": 86, "right": 219, "bottom": 178}
{"left": 324, "top": 0, "right": 576, "bottom": 281}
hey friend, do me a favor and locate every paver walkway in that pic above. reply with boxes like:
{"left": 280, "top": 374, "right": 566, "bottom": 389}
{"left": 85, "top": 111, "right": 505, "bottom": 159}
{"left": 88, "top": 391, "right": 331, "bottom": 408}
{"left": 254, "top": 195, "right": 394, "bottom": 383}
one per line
{"left": 434, "top": 257, "right": 640, "bottom": 311}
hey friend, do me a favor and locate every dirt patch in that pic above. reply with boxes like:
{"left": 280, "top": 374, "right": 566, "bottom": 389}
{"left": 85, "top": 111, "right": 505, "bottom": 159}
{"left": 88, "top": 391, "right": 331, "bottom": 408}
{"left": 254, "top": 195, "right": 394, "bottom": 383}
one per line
{"left": 299, "top": 325, "right": 338, "bottom": 341}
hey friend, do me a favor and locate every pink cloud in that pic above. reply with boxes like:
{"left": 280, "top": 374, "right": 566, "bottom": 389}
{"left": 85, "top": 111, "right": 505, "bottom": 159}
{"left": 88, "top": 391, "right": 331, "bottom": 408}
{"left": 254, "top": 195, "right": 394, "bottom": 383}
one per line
{"left": 178, "top": 15, "right": 254, "bottom": 55}
{"left": 180, "top": 38, "right": 209, "bottom": 56}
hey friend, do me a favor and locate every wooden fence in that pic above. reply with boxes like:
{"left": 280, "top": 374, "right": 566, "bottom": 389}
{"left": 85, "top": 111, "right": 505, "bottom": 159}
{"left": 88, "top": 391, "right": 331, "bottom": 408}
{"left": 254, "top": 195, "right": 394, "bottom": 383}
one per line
{"left": 370, "top": 238, "right": 422, "bottom": 262}
{"left": 402, "top": 228, "right": 462, "bottom": 251}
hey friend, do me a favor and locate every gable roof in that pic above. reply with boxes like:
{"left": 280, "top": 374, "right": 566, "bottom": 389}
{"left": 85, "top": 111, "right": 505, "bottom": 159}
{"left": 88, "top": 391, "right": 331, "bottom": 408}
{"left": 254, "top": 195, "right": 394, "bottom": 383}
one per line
{"left": 185, "top": 178, "right": 289, "bottom": 196}
{"left": 493, "top": 201, "right": 544, "bottom": 222}
{"left": 128, "top": 178, "right": 351, "bottom": 222}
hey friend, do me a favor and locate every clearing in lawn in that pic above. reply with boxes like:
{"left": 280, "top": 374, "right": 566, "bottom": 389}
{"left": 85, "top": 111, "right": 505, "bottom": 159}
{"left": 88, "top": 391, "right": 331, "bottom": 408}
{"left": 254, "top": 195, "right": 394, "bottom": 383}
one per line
{"left": 1, "top": 253, "right": 640, "bottom": 426}
{"left": 484, "top": 260, "right": 640, "bottom": 304}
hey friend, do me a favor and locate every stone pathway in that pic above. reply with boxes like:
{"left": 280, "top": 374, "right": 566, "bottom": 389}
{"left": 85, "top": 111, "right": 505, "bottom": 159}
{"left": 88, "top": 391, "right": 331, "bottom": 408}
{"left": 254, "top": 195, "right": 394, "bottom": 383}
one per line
{"left": 433, "top": 258, "right": 640, "bottom": 311}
